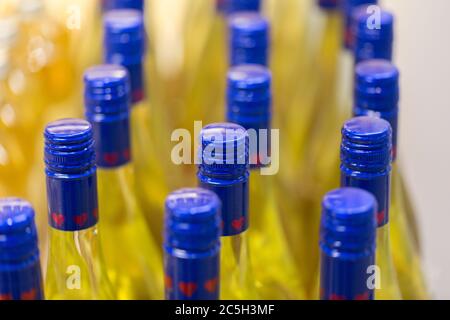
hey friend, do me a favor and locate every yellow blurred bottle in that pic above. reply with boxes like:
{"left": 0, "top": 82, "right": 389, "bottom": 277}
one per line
{"left": 226, "top": 64, "right": 305, "bottom": 299}
{"left": 198, "top": 123, "right": 259, "bottom": 299}
{"left": 103, "top": 9, "right": 170, "bottom": 245}
{"left": 44, "top": 119, "right": 115, "bottom": 300}
{"left": 84, "top": 64, "right": 163, "bottom": 299}
{"left": 354, "top": 59, "right": 428, "bottom": 299}
{"left": 276, "top": 1, "right": 343, "bottom": 297}
{"left": 340, "top": 116, "right": 402, "bottom": 300}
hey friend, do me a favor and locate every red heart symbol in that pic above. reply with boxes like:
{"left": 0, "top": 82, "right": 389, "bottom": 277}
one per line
{"left": 329, "top": 293, "right": 346, "bottom": 300}
{"left": 20, "top": 288, "right": 37, "bottom": 300}
{"left": 74, "top": 213, "right": 88, "bottom": 227}
{"left": 204, "top": 278, "right": 218, "bottom": 293}
{"left": 178, "top": 282, "right": 197, "bottom": 298}
{"left": 103, "top": 152, "right": 119, "bottom": 165}
{"left": 93, "top": 208, "right": 98, "bottom": 220}
{"left": 164, "top": 274, "right": 173, "bottom": 290}
{"left": 0, "top": 293, "right": 12, "bottom": 300}
{"left": 132, "top": 89, "right": 144, "bottom": 103}
{"left": 377, "top": 210, "right": 386, "bottom": 226}
{"left": 51, "top": 213, "right": 65, "bottom": 227}
{"left": 231, "top": 217, "right": 245, "bottom": 231}
{"left": 354, "top": 292, "right": 370, "bottom": 300}
{"left": 123, "top": 149, "right": 130, "bottom": 161}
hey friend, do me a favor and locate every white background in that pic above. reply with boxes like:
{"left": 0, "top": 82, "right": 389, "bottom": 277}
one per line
{"left": 383, "top": 0, "right": 450, "bottom": 299}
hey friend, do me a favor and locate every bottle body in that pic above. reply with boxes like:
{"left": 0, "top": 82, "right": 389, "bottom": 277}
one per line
{"left": 341, "top": 166, "right": 402, "bottom": 299}
{"left": 44, "top": 119, "right": 115, "bottom": 300}
{"left": 164, "top": 188, "right": 221, "bottom": 300}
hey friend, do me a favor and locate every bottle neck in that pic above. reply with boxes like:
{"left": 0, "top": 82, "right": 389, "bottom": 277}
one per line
{"left": 341, "top": 168, "right": 391, "bottom": 228}
{"left": 128, "top": 62, "right": 145, "bottom": 104}
{"left": 320, "top": 249, "right": 375, "bottom": 300}
{"left": 46, "top": 167, "right": 99, "bottom": 231}
{"left": 89, "top": 113, "right": 131, "bottom": 168}
{"left": 164, "top": 245, "right": 220, "bottom": 300}
{"left": 96, "top": 163, "right": 137, "bottom": 224}
{"left": 220, "top": 232, "right": 256, "bottom": 299}
{"left": 198, "top": 173, "right": 249, "bottom": 236}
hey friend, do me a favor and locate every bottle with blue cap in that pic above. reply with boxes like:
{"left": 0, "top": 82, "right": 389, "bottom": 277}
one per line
{"left": 226, "top": 65, "right": 305, "bottom": 299}
{"left": 104, "top": 9, "right": 170, "bottom": 245}
{"left": 354, "top": 60, "right": 427, "bottom": 299}
{"left": 0, "top": 198, "right": 44, "bottom": 300}
{"left": 164, "top": 188, "right": 221, "bottom": 300}
{"left": 319, "top": 188, "right": 377, "bottom": 300}
{"left": 44, "top": 118, "right": 115, "bottom": 299}
{"left": 84, "top": 64, "right": 163, "bottom": 299}
{"left": 197, "top": 122, "right": 259, "bottom": 299}
{"left": 340, "top": 116, "right": 401, "bottom": 299}
{"left": 228, "top": 12, "right": 269, "bottom": 67}
{"left": 181, "top": 0, "right": 263, "bottom": 135}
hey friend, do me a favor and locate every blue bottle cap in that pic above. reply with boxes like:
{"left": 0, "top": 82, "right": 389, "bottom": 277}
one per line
{"left": 318, "top": 0, "right": 340, "bottom": 10}
{"left": 45, "top": 119, "right": 99, "bottom": 231}
{"left": 104, "top": 9, "right": 145, "bottom": 103}
{"left": 165, "top": 188, "right": 221, "bottom": 252}
{"left": 353, "top": 6, "right": 394, "bottom": 63}
{"left": 342, "top": 0, "right": 378, "bottom": 49}
{"left": 355, "top": 59, "right": 399, "bottom": 111}
{"left": 222, "top": 0, "right": 261, "bottom": 14}
{"left": 84, "top": 65, "right": 131, "bottom": 168}
{"left": 198, "top": 123, "right": 249, "bottom": 236}
{"left": 84, "top": 64, "right": 130, "bottom": 114}
{"left": 199, "top": 122, "right": 249, "bottom": 178}
{"left": 164, "top": 189, "right": 221, "bottom": 300}
{"left": 341, "top": 116, "right": 392, "bottom": 173}
{"left": 354, "top": 59, "right": 399, "bottom": 159}
{"left": 227, "top": 65, "right": 271, "bottom": 166}
{"left": 102, "top": 0, "right": 144, "bottom": 12}
{"left": 228, "top": 12, "right": 269, "bottom": 67}
{"left": 44, "top": 119, "right": 95, "bottom": 174}
{"left": 0, "top": 198, "right": 39, "bottom": 262}
{"left": 321, "top": 188, "right": 377, "bottom": 255}
{"left": 0, "top": 198, "right": 44, "bottom": 300}
{"left": 103, "top": 9, "right": 145, "bottom": 65}
{"left": 320, "top": 187, "right": 377, "bottom": 300}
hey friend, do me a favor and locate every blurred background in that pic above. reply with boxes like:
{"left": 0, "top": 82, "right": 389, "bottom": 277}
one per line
{"left": 0, "top": 0, "right": 449, "bottom": 299}
{"left": 383, "top": 0, "right": 450, "bottom": 299}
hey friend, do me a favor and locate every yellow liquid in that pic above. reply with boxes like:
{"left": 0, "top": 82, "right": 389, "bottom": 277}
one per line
{"left": 97, "top": 164, "right": 164, "bottom": 300}
{"left": 249, "top": 171, "right": 305, "bottom": 299}
{"left": 220, "top": 233, "right": 259, "bottom": 300}
{"left": 273, "top": 6, "right": 342, "bottom": 298}
{"left": 390, "top": 164, "right": 428, "bottom": 299}
{"left": 45, "top": 226, "right": 115, "bottom": 300}
{"left": 131, "top": 100, "right": 170, "bottom": 246}
{"left": 375, "top": 224, "right": 402, "bottom": 300}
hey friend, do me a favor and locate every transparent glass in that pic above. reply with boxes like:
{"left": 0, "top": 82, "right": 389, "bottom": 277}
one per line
{"left": 45, "top": 226, "right": 115, "bottom": 300}
{"left": 220, "top": 233, "right": 259, "bottom": 300}
{"left": 131, "top": 100, "right": 170, "bottom": 246}
{"left": 97, "top": 164, "right": 164, "bottom": 300}
{"left": 390, "top": 164, "right": 428, "bottom": 299}
{"left": 375, "top": 224, "right": 402, "bottom": 300}
{"left": 249, "top": 171, "right": 305, "bottom": 299}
